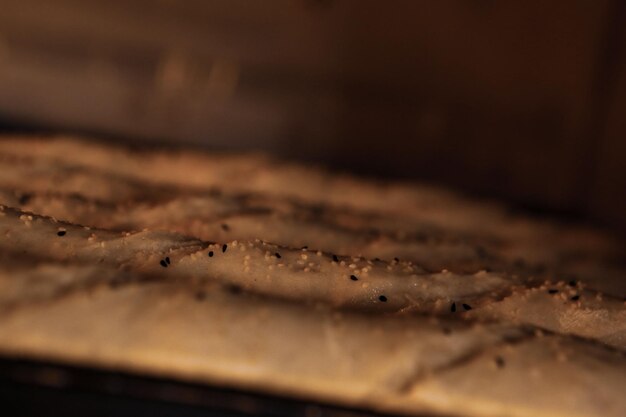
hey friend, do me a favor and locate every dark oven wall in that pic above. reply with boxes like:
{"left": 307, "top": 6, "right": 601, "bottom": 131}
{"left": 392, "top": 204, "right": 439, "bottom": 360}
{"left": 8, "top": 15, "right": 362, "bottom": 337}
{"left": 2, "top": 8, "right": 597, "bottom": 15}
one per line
{"left": 0, "top": 0, "right": 624, "bottom": 235}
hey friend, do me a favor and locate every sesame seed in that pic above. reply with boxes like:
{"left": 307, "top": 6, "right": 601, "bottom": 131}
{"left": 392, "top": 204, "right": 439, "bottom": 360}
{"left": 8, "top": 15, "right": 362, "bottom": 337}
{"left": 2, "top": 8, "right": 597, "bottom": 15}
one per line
{"left": 208, "top": 251, "right": 214, "bottom": 257}
{"left": 221, "top": 223, "right": 230, "bottom": 231}
{"left": 548, "top": 289, "right": 558, "bottom": 294}
{"left": 18, "top": 194, "right": 32, "bottom": 205}
{"left": 379, "top": 295, "right": 387, "bottom": 302}
{"left": 222, "top": 244, "right": 228, "bottom": 253}
{"left": 275, "top": 252, "right": 282, "bottom": 259}
{"left": 451, "top": 302, "right": 457, "bottom": 313}
{"left": 568, "top": 280, "right": 577, "bottom": 287}
{"left": 159, "top": 260, "right": 168, "bottom": 268}
{"left": 57, "top": 230, "right": 66, "bottom": 237}
{"left": 165, "top": 257, "right": 171, "bottom": 265}
{"left": 495, "top": 356, "right": 505, "bottom": 368}
{"left": 350, "top": 275, "right": 358, "bottom": 281}
{"left": 462, "top": 303, "right": 472, "bottom": 311}
{"left": 332, "top": 254, "right": 339, "bottom": 262}
{"left": 393, "top": 257, "right": 399, "bottom": 262}
{"left": 226, "top": 284, "right": 243, "bottom": 294}
{"left": 571, "top": 295, "right": 580, "bottom": 301}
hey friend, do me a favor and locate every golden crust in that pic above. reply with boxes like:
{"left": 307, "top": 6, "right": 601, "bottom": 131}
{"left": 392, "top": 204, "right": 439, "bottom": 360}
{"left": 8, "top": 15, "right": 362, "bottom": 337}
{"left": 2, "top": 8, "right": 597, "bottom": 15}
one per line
{"left": 0, "top": 135, "right": 625, "bottom": 416}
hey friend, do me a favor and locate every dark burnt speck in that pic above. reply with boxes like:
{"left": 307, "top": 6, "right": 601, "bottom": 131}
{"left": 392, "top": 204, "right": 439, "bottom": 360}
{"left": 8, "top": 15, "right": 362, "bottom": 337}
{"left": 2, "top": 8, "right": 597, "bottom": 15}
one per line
{"left": 571, "top": 295, "right": 580, "bottom": 301}
{"left": 548, "top": 289, "right": 559, "bottom": 294}
{"left": 221, "top": 223, "right": 230, "bottom": 231}
{"left": 568, "top": 280, "right": 577, "bottom": 287}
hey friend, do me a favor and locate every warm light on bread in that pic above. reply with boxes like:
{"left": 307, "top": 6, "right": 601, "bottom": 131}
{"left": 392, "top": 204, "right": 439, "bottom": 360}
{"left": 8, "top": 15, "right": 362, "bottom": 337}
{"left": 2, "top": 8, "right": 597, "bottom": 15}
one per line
{"left": 0, "top": 136, "right": 624, "bottom": 417}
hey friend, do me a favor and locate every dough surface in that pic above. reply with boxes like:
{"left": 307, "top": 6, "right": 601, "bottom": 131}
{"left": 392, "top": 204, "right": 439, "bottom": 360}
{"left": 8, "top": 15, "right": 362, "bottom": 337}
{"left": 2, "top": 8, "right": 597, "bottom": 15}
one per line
{"left": 0, "top": 136, "right": 624, "bottom": 417}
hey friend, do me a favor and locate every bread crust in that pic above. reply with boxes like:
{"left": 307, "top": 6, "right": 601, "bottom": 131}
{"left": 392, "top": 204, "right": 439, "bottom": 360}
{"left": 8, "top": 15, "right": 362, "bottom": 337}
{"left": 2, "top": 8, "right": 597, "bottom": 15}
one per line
{"left": 0, "top": 136, "right": 624, "bottom": 417}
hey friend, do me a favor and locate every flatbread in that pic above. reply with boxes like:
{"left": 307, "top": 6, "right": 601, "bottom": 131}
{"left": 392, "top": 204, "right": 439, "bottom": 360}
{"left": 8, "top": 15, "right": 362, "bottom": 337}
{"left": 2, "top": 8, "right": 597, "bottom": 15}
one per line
{"left": 0, "top": 136, "right": 624, "bottom": 417}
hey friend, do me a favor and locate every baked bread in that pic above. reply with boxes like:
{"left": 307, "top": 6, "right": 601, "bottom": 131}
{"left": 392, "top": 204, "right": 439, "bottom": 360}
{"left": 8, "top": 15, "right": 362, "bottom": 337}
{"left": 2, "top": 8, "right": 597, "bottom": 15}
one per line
{"left": 0, "top": 135, "right": 624, "bottom": 417}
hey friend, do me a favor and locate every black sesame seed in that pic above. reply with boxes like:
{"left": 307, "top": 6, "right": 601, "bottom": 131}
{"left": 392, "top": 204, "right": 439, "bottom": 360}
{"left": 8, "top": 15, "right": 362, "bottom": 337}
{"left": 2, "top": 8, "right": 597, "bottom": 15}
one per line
{"left": 568, "top": 280, "right": 577, "bottom": 287}
{"left": 275, "top": 252, "right": 282, "bottom": 259}
{"left": 332, "top": 254, "right": 339, "bottom": 262}
{"left": 548, "top": 289, "right": 559, "bottom": 294}
{"left": 379, "top": 295, "right": 387, "bottom": 302}
{"left": 222, "top": 244, "right": 227, "bottom": 253}
{"left": 393, "top": 257, "right": 399, "bottom": 262}
{"left": 226, "top": 284, "right": 243, "bottom": 294}
{"left": 571, "top": 295, "right": 580, "bottom": 301}
{"left": 495, "top": 356, "right": 505, "bottom": 368}
{"left": 159, "top": 260, "right": 168, "bottom": 268}
{"left": 451, "top": 302, "right": 457, "bottom": 313}
{"left": 208, "top": 251, "right": 214, "bottom": 257}
{"left": 57, "top": 230, "right": 66, "bottom": 237}
{"left": 221, "top": 223, "right": 230, "bottom": 231}
{"left": 373, "top": 257, "right": 381, "bottom": 262}
{"left": 350, "top": 275, "right": 358, "bottom": 281}
{"left": 462, "top": 303, "right": 472, "bottom": 311}
{"left": 302, "top": 246, "right": 308, "bottom": 250}
{"left": 165, "top": 257, "right": 171, "bottom": 265}
{"left": 18, "top": 193, "right": 32, "bottom": 205}
{"left": 108, "top": 276, "right": 128, "bottom": 289}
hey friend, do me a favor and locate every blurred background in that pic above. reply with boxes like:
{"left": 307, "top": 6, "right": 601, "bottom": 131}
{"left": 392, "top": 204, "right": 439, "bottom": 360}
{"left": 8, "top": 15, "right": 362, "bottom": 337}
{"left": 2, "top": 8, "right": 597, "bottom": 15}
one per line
{"left": 0, "top": 0, "right": 625, "bottom": 234}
